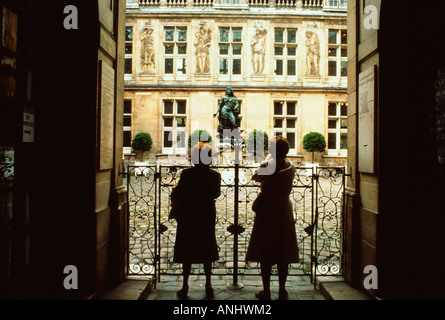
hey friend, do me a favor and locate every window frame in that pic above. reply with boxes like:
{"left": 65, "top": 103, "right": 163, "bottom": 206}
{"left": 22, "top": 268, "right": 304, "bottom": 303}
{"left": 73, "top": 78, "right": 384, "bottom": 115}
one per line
{"left": 272, "top": 100, "right": 298, "bottom": 155}
{"left": 162, "top": 99, "right": 188, "bottom": 155}
{"left": 163, "top": 26, "right": 188, "bottom": 81}
{"left": 218, "top": 26, "right": 243, "bottom": 81}
{"left": 327, "top": 29, "right": 347, "bottom": 79}
{"left": 327, "top": 101, "right": 348, "bottom": 156}
{"left": 273, "top": 28, "right": 298, "bottom": 80}
{"left": 124, "top": 26, "right": 134, "bottom": 78}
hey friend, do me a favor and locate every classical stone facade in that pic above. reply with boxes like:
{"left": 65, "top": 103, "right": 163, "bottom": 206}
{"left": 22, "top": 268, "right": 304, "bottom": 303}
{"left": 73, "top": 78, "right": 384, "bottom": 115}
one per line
{"left": 124, "top": 0, "right": 347, "bottom": 165}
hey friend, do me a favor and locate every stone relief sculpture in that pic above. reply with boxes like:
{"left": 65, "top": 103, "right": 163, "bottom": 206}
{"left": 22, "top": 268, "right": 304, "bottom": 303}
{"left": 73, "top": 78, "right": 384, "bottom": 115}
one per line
{"left": 251, "top": 26, "right": 267, "bottom": 75}
{"left": 305, "top": 31, "right": 320, "bottom": 76}
{"left": 194, "top": 24, "right": 212, "bottom": 74}
{"left": 141, "top": 27, "right": 155, "bottom": 73}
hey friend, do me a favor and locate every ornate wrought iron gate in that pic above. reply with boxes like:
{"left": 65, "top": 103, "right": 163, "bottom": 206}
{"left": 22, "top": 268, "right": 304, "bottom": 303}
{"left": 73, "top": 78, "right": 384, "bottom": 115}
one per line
{"left": 125, "top": 163, "right": 346, "bottom": 285}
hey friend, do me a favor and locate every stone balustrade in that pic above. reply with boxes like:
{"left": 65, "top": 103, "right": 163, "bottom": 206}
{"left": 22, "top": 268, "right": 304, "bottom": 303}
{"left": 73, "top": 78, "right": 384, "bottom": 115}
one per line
{"left": 136, "top": 0, "right": 346, "bottom": 10}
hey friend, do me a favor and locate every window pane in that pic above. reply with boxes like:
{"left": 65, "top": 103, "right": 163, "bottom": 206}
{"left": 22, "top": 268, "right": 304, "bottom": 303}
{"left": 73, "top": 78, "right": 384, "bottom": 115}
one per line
{"left": 125, "top": 58, "right": 132, "bottom": 74}
{"left": 341, "top": 48, "right": 347, "bottom": 57}
{"left": 177, "top": 131, "right": 186, "bottom": 148}
{"left": 328, "top": 103, "right": 337, "bottom": 116}
{"left": 177, "top": 100, "right": 186, "bottom": 114}
{"left": 177, "top": 58, "right": 186, "bottom": 74}
{"left": 274, "top": 118, "right": 283, "bottom": 128}
{"left": 124, "top": 131, "right": 131, "bottom": 147}
{"left": 287, "top": 132, "right": 296, "bottom": 149}
{"left": 233, "top": 29, "right": 242, "bottom": 42}
{"left": 341, "top": 30, "right": 347, "bottom": 44}
{"left": 233, "top": 45, "right": 242, "bottom": 55}
{"left": 124, "top": 116, "right": 131, "bottom": 127}
{"left": 124, "top": 100, "right": 132, "bottom": 113}
{"left": 328, "top": 48, "right": 337, "bottom": 57}
{"left": 287, "top": 30, "right": 297, "bottom": 43}
{"left": 328, "top": 133, "right": 337, "bottom": 149}
{"left": 341, "top": 103, "right": 347, "bottom": 116}
{"left": 340, "top": 133, "right": 348, "bottom": 149}
{"left": 219, "top": 45, "right": 229, "bottom": 55}
{"left": 328, "top": 120, "right": 337, "bottom": 129}
{"left": 275, "top": 29, "right": 284, "bottom": 43}
{"left": 165, "top": 58, "right": 173, "bottom": 74}
{"left": 164, "top": 131, "right": 173, "bottom": 148}
{"left": 176, "top": 117, "right": 186, "bottom": 128}
{"left": 178, "top": 28, "right": 187, "bottom": 41}
{"left": 125, "top": 27, "right": 133, "bottom": 41}
{"left": 287, "top": 119, "right": 295, "bottom": 128}
{"left": 287, "top": 102, "right": 296, "bottom": 115}
{"left": 220, "top": 28, "right": 229, "bottom": 42}
{"left": 178, "top": 45, "right": 187, "bottom": 54}
{"left": 341, "top": 119, "right": 348, "bottom": 129}
{"left": 287, "top": 60, "right": 296, "bottom": 76}
{"left": 330, "top": 0, "right": 338, "bottom": 6}
{"left": 341, "top": 61, "right": 348, "bottom": 77}
{"left": 233, "top": 59, "right": 241, "bottom": 75}
{"left": 164, "top": 117, "right": 173, "bottom": 127}
{"left": 165, "top": 44, "right": 174, "bottom": 54}
{"left": 164, "top": 100, "right": 173, "bottom": 114}
{"left": 219, "top": 59, "right": 228, "bottom": 74}
{"left": 328, "top": 30, "right": 338, "bottom": 44}
{"left": 165, "top": 28, "right": 174, "bottom": 41}
{"left": 275, "top": 60, "right": 283, "bottom": 75}
{"left": 275, "top": 131, "right": 283, "bottom": 137}
{"left": 125, "top": 44, "right": 133, "bottom": 54}
{"left": 287, "top": 46, "right": 296, "bottom": 56}
{"left": 274, "top": 102, "right": 283, "bottom": 115}
{"left": 328, "top": 61, "right": 337, "bottom": 76}
{"left": 274, "top": 46, "right": 284, "bottom": 56}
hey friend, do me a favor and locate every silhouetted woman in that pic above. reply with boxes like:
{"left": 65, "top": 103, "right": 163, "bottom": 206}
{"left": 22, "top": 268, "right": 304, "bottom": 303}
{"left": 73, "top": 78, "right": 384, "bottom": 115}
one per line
{"left": 246, "top": 136, "right": 300, "bottom": 300}
{"left": 171, "top": 142, "right": 221, "bottom": 299}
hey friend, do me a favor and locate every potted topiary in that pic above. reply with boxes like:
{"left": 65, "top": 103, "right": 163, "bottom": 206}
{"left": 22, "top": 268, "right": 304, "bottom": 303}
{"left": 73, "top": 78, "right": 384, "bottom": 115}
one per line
{"left": 246, "top": 129, "right": 269, "bottom": 162}
{"left": 302, "top": 131, "right": 326, "bottom": 164}
{"left": 188, "top": 129, "right": 213, "bottom": 149}
{"left": 131, "top": 131, "right": 153, "bottom": 162}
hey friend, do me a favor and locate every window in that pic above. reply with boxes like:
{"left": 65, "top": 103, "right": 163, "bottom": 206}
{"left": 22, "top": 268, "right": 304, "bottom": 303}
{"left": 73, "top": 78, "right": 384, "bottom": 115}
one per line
{"left": 328, "top": 29, "right": 347, "bottom": 77}
{"left": 164, "top": 27, "right": 187, "bottom": 79}
{"left": 218, "top": 27, "right": 243, "bottom": 78}
{"left": 274, "top": 28, "right": 298, "bottom": 78}
{"left": 327, "top": 102, "right": 348, "bottom": 155}
{"left": 328, "top": 0, "right": 347, "bottom": 8}
{"left": 123, "top": 100, "right": 132, "bottom": 151}
{"left": 273, "top": 101, "right": 298, "bottom": 154}
{"left": 125, "top": 26, "right": 133, "bottom": 75}
{"left": 220, "top": 0, "right": 242, "bottom": 5}
{"left": 162, "top": 100, "right": 187, "bottom": 154}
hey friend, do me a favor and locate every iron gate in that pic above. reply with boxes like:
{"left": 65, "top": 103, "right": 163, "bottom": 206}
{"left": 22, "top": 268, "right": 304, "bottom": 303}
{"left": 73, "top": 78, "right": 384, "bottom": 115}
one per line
{"left": 125, "top": 162, "right": 346, "bottom": 285}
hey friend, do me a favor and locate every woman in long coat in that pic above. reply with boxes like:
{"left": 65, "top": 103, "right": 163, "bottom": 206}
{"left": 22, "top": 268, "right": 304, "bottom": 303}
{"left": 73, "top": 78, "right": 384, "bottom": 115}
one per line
{"left": 171, "top": 142, "right": 221, "bottom": 299}
{"left": 246, "top": 136, "right": 300, "bottom": 300}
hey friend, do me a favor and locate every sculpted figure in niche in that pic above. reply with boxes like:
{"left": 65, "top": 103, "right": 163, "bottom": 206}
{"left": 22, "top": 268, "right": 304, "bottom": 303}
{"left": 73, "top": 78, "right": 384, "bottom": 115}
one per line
{"left": 251, "top": 27, "right": 267, "bottom": 75}
{"left": 194, "top": 25, "right": 212, "bottom": 74}
{"left": 305, "top": 31, "right": 320, "bottom": 76}
{"left": 141, "top": 27, "right": 155, "bottom": 72}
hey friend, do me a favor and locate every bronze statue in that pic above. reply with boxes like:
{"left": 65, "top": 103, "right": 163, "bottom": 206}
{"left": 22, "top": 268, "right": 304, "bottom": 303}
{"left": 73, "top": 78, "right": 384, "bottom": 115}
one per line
{"left": 213, "top": 87, "right": 240, "bottom": 140}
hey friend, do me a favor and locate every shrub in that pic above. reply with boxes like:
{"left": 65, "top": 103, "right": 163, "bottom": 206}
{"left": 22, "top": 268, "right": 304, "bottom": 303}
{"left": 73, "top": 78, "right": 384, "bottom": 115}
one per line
{"left": 188, "top": 129, "right": 212, "bottom": 149}
{"left": 246, "top": 129, "right": 269, "bottom": 154}
{"left": 302, "top": 131, "right": 326, "bottom": 163}
{"left": 131, "top": 132, "right": 153, "bottom": 160}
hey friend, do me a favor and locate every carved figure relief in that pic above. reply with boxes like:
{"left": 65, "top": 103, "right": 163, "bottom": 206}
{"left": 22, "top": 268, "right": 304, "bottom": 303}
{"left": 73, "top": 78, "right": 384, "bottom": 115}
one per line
{"left": 194, "top": 23, "right": 212, "bottom": 74}
{"left": 305, "top": 31, "right": 320, "bottom": 76}
{"left": 140, "top": 27, "right": 155, "bottom": 73}
{"left": 251, "top": 25, "right": 267, "bottom": 75}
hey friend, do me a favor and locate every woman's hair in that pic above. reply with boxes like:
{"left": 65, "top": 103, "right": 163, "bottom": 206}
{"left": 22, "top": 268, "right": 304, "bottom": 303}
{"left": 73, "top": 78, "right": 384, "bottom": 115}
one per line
{"left": 191, "top": 142, "right": 213, "bottom": 166}
{"left": 269, "top": 135, "right": 290, "bottom": 160}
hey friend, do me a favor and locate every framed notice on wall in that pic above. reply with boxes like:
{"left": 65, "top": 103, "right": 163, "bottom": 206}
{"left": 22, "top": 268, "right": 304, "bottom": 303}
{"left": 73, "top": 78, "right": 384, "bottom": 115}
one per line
{"left": 99, "top": 61, "right": 115, "bottom": 170}
{"left": 358, "top": 65, "right": 376, "bottom": 173}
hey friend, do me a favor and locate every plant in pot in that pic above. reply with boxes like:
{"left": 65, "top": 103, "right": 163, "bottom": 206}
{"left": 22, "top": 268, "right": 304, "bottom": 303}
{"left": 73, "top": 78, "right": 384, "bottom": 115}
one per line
{"left": 131, "top": 131, "right": 153, "bottom": 162}
{"left": 246, "top": 129, "right": 269, "bottom": 162}
{"left": 302, "top": 131, "right": 326, "bottom": 163}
